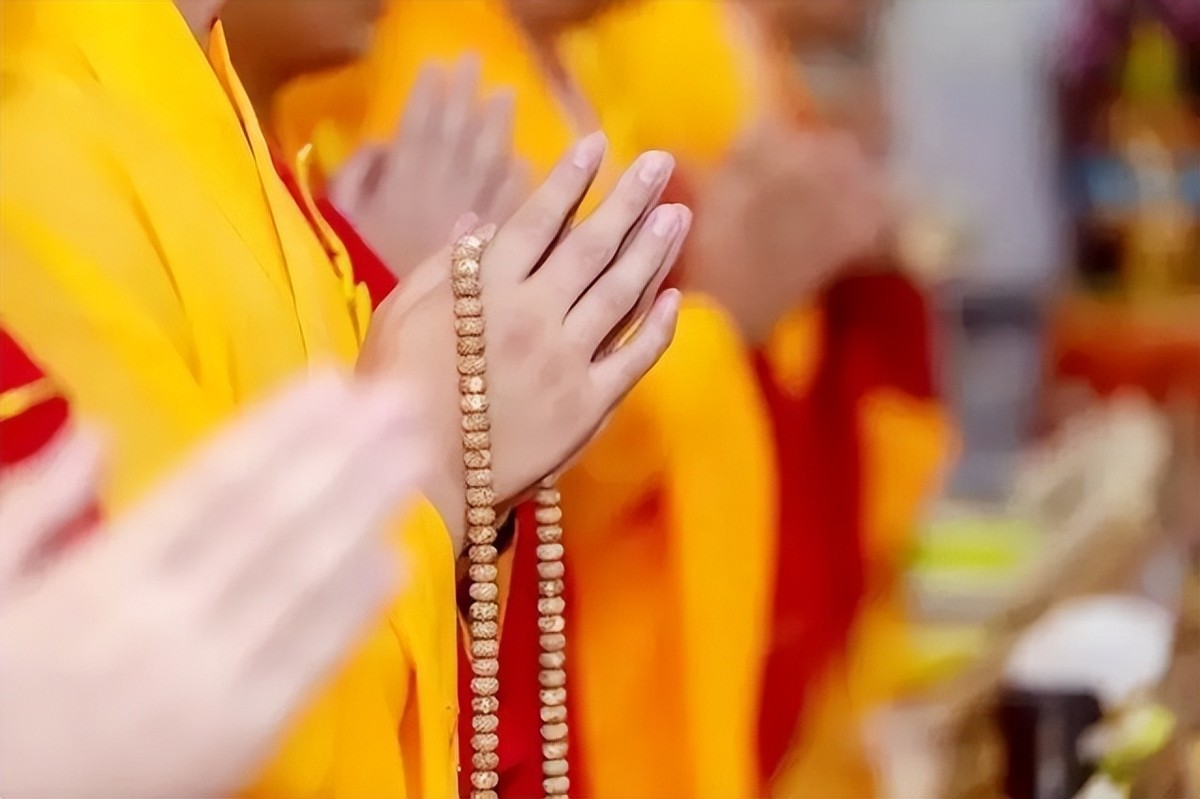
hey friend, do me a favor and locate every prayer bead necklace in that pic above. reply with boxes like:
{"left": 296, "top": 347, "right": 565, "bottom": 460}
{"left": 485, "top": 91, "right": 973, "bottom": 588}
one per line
{"left": 452, "top": 231, "right": 570, "bottom": 799}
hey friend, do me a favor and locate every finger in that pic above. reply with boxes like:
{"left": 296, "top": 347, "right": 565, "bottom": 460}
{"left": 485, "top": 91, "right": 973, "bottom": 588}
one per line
{"left": 465, "top": 91, "right": 516, "bottom": 209}
{"left": 394, "top": 62, "right": 447, "bottom": 152}
{"left": 441, "top": 54, "right": 482, "bottom": 148}
{"left": 481, "top": 159, "right": 531, "bottom": 226}
{"left": 482, "top": 130, "right": 607, "bottom": 285}
{"left": 449, "top": 212, "right": 481, "bottom": 245}
{"left": 203, "top": 381, "right": 426, "bottom": 603}
{"left": 589, "top": 288, "right": 682, "bottom": 409}
{"left": 566, "top": 203, "right": 689, "bottom": 353}
{"left": 596, "top": 205, "right": 690, "bottom": 357}
{"left": 534, "top": 150, "right": 674, "bottom": 307}
{"left": 328, "top": 145, "right": 386, "bottom": 215}
{"left": 133, "top": 372, "right": 352, "bottom": 569}
{"left": 0, "top": 427, "right": 103, "bottom": 584}
{"left": 218, "top": 432, "right": 419, "bottom": 667}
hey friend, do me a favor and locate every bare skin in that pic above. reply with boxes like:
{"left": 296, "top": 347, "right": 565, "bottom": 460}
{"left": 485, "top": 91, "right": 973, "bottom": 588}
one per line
{"left": 223, "top": 2, "right": 528, "bottom": 278}
{"left": 0, "top": 375, "right": 423, "bottom": 798}
{"left": 219, "top": 1, "right": 689, "bottom": 549}
{"left": 360, "top": 135, "right": 689, "bottom": 551}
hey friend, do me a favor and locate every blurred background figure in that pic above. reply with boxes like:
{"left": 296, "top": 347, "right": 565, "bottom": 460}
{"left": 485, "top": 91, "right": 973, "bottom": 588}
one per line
{"left": 275, "top": 2, "right": 944, "bottom": 798}
{"left": 738, "top": 2, "right": 952, "bottom": 796}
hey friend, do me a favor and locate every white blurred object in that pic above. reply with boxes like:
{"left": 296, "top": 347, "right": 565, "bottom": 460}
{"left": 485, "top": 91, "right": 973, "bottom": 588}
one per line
{"left": 1074, "top": 774, "right": 1128, "bottom": 799}
{"left": 1005, "top": 594, "right": 1176, "bottom": 708}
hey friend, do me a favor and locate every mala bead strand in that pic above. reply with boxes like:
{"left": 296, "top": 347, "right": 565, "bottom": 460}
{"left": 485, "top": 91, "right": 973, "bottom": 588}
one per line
{"left": 452, "top": 231, "right": 502, "bottom": 799}
{"left": 535, "top": 481, "right": 569, "bottom": 799}
{"left": 452, "top": 230, "right": 571, "bottom": 799}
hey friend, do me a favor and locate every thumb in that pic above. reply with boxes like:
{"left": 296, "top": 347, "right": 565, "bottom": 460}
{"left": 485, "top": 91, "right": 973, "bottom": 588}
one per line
{"left": 0, "top": 427, "right": 104, "bottom": 586}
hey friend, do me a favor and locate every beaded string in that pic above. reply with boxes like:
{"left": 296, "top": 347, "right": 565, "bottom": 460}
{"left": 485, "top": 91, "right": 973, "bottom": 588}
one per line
{"left": 452, "top": 232, "right": 570, "bottom": 799}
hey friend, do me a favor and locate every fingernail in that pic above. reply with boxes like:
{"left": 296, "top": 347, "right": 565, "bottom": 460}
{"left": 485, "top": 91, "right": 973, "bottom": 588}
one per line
{"left": 637, "top": 151, "right": 673, "bottom": 187}
{"left": 651, "top": 205, "right": 681, "bottom": 237}
{"left": 572, "top": 131, "right": 607, "bottom": 170}
{"left": 659, "top": 287, "right": 682, "bottom": 315}
{"left": 675, "top": 205, "right": 693, "bottom": 237}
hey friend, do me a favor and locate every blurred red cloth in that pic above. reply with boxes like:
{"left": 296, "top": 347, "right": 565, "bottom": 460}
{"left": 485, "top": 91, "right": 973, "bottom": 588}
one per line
{"left": 1, "top": 329, "right": 70, "bottom": 467}
{"left": 755, "top": 267, "right": 937, "bottom": 782}
{"left": 1, "top": 329, "right": 99, "bottom": 551}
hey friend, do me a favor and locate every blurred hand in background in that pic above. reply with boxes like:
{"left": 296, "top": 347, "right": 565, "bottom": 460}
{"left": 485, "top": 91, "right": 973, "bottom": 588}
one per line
{"left": 687, "top": 126, "right": 889, "bottom": 343}
{"left": 330, "top": 57, "right": 530, "bottom": 280}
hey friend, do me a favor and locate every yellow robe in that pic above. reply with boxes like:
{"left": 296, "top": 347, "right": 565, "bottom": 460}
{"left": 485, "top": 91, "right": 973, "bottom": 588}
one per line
{"left": 275, "top": 1, "right": 951, "bottom": 794}
{"left": 276, "top": 2, "right": 777, "bottom": 796}
{"left": 0, "top": 3, "right": 457, "bottom": 796}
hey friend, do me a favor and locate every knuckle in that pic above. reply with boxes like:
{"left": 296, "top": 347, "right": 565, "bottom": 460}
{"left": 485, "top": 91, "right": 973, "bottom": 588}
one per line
{"left": 496, "top": 306, "right": 541, "bottom": 355}
{"left": 571, "top": 236, "right": 612, "bottom": 270}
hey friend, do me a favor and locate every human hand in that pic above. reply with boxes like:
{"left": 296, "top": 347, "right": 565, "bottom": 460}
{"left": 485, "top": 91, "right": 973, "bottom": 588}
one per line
{"left": 330, "top": 56, "right": 529, "bottom": 280}
{"left": 687, "top": 126, "right": 887, "bottom": 343}
{"left": 358, "top": 133, "right": 689, "bottom": 548}
{"left": 0, "top": 374, "right": 423, "bottom": 798}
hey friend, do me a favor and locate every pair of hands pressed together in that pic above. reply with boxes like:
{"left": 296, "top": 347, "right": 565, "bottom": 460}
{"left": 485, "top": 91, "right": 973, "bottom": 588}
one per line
{"left": 687, "top": 125, "right": 890, "bottom": 345}
{"left": 0, "top": 376, "right": 426, "bottom": 798}
{"left": 330, "top": 57, "right": 530, "bottom": 281}
{"left": 333, "top": 56, "right": 691, "bottom": 548}
{"left": 358, "top": 131, "right": 690, "bottom": 549}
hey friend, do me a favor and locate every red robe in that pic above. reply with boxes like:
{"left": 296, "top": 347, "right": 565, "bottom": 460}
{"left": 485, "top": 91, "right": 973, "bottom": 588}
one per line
{"left": 1, "top": 329, "right": 71, "bottom": 468}
{"left": 1, "top": 329, "right": 98, "bottom": 553}
{"left": 754, "top": 267, "right": 938, "bottom": 782}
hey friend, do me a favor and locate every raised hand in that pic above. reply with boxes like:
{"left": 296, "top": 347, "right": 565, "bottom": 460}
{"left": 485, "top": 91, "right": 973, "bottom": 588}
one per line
{"left": 330, "top": 56, "right": 529, "bottom": 279}
{"left": 686, "top": 126, "right": 888, "bottom": 343}
{"left": 358, "top": 133, "right": 690, "bottom": 548}
{"left": 0, "top": 374, "right": 424, "bottom": 798}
